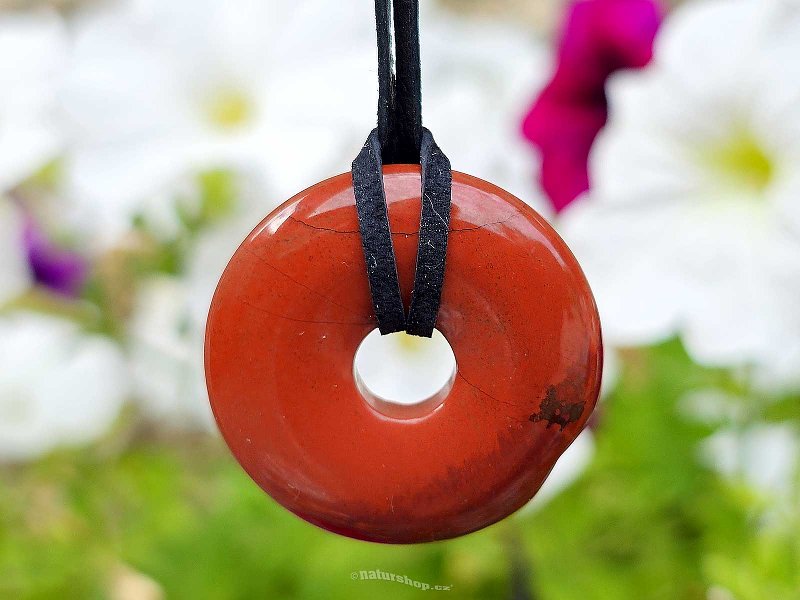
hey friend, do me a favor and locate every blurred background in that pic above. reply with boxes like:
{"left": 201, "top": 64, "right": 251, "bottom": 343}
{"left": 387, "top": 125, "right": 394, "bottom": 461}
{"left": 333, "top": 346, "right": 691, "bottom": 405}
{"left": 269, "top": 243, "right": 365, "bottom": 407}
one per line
{"left": 1, "top": 0, "right": 799, "bottom": 598}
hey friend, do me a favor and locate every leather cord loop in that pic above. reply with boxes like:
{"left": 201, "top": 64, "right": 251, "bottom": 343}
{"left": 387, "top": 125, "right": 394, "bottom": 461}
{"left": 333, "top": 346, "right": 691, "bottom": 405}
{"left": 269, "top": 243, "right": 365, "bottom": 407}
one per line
{"left": 352, "top": 0, "right": 452, "bottom": 337}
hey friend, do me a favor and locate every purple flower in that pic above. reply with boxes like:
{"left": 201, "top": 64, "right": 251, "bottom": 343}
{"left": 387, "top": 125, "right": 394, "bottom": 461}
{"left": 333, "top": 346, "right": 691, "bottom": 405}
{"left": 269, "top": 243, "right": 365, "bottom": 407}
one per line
{"left": 522, "top": 0, "right": 662, "bottom": 212}
{"left": 24, "top": 217, "right": 88, "bottom": 297}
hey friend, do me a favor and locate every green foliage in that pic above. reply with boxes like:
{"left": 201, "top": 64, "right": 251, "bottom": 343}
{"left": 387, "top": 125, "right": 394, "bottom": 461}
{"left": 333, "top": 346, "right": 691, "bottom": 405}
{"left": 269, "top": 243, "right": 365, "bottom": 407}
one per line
{"left": 1, "top": 342, "right": 798, "bottom": 599}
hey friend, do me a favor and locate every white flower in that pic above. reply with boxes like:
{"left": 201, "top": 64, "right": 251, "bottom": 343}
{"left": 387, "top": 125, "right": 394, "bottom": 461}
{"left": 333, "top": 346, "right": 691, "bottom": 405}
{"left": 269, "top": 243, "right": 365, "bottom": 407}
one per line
{"left": 0, "top": 199, "right": 32, "bottom": 304}
{"left": 128, "top": 275, "right": 212, "bottom": 429}
{"left": 62, "top": 0, "right": 377, "bottom": 246}
{"left": 518, "top": 430, "right": 595, "bottom": 514}
{"left": 127, "top": 174, "right": 268, "bottom": 428}
{"left": 62, "top": 0, "right": 548, "bottom": 246}
{"left": 0, "top": 311, "right": 128, "bottom": 461}
{"left": 0, "top": 9, "right": 66, "bottom": 192}
{"left": 561, "top": 0, "right": 800, "bottom": 373}
{"left": 534, "top": 430, "right": 596, "bottom": 504}
{"left": 353, "top": 329, "right": 457, "bottom": 409}
{"left": 182, "top": 180, "right": 271, "bottom": 326}
{"left": 599, "top": 347, "right": 619, "bottom": 399}
{"left": 701, "top": 422, "right": 799, "bottom": 506}
{"left": 422, "top": 7, "right": 547, "bottom": 210}
{"left": 683, "top": 388, "right": 799, "bottom": 514}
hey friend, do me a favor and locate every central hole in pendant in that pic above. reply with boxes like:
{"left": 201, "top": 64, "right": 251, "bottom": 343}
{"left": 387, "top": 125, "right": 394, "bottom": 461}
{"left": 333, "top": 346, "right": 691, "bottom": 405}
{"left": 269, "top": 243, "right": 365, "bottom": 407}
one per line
{"left": 353, "top": 328, "right": 456, "bottom": 419}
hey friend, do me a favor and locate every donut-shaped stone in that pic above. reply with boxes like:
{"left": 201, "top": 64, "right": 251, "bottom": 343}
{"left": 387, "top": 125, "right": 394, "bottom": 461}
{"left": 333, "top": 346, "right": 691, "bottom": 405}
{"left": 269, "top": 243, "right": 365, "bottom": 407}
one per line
{"left": 205, "top": 165, "right": 602, "bottom": 543}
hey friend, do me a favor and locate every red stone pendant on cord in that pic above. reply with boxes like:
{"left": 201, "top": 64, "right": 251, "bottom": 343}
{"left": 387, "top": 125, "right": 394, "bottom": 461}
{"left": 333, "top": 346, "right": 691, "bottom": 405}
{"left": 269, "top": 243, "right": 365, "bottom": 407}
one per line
{"left": 204, "top": 0, "right": 602, "bottom": 544}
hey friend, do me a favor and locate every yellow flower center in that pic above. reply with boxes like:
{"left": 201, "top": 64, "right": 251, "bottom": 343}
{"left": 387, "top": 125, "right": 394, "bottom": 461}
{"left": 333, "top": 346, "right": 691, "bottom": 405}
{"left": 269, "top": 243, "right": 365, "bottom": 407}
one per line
{"left": 394, "top": 331, "right": 426, "bottom": 354}
{"left": 703, "top": 131, "right": 774, "bottom": 193}
{"left": 205, "top": 89, "right": 253, "bottom": 130}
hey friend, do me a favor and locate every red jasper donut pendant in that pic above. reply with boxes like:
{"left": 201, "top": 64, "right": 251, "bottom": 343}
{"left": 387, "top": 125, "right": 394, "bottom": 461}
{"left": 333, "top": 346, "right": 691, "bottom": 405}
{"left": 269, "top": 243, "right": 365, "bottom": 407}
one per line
{"left": 205, "top": 165, "right": 602, "bottom": 543}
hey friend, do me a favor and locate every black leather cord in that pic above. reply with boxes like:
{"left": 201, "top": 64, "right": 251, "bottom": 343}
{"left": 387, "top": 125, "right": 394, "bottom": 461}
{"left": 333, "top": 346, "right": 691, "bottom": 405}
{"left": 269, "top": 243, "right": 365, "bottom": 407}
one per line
{"left": 406, "top": 128, "right": 451, "bottom": 337}
{"left": 352, "top": 130, "right": 407, "bottom": 335}
{"left": 352, "top": 0, "right": 452, "bottom": 338}
{"left": 375, "top": 0, "right": 422, "bottom": 163}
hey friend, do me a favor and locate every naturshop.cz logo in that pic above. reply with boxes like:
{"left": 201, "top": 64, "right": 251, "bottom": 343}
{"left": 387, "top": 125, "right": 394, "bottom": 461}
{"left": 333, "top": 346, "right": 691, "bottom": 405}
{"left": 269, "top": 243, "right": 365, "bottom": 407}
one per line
{"left": 351, "top": 569, "right": 453, "bottom": 591}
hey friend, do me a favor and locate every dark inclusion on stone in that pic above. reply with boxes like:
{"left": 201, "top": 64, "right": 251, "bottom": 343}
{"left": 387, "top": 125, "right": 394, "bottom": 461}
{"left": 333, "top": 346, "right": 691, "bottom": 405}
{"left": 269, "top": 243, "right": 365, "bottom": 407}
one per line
{"left": 529, "top": 385, "right": 586, "bottom": 431}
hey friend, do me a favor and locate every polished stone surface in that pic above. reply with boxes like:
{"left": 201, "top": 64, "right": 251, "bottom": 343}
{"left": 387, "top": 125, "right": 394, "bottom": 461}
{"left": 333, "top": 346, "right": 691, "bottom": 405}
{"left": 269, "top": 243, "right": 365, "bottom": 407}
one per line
{"left": 205, "top": 165, "right": 602, "bottom": 543}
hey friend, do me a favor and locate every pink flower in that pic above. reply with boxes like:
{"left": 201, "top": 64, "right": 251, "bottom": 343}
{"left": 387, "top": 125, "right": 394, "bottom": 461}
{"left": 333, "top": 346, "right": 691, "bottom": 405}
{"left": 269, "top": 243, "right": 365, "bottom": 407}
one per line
{"left": 522, "top": 0, "right": 662, "bottom": 212}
